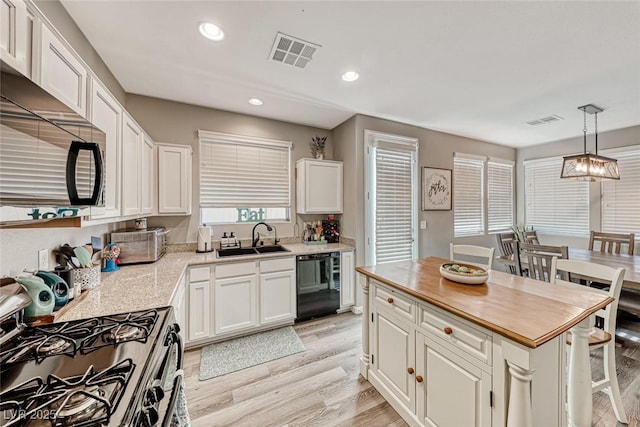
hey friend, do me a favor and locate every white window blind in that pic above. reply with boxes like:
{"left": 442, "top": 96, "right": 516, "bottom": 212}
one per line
{"left": 524, "top": 157, "right": 589, "bottom": 237}
{"left": 199, "top": 131, "right": 291, "bottom": 208}
{"left": 487, "top": 160, "right": 514, "bottom": 233}
{"left": 454, "top": 155, "right": 485, "bottom": 237}
{"left": 601, "top": 147, "right": 640, "bottom": 236}
{"left": 374, "top": 143, "right": 416, "bottom": 264}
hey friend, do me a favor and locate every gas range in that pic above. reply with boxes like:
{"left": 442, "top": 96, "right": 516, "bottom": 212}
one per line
{"left": 0, "top": 283, "right": 183, "bottom": 427}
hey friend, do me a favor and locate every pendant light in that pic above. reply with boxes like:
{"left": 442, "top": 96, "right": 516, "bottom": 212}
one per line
{"left": 561, "top": 104, "right": 620, "bottom": 181}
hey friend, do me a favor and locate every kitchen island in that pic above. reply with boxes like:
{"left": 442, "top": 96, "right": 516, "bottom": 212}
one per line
{"left": 356, "top": 256, "right": 613, "bottom": 427}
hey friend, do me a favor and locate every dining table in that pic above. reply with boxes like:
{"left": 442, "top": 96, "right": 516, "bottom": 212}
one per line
{"left": 496, "top": 247, "right": 640, "bottom": 290}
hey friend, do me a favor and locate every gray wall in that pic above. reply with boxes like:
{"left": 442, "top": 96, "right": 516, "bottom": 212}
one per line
{"left": 516, "top": 125, "right": 640, "bottom": 250}
{"left": 125, "top": 94, "right": 334, "bottom": 245}
{"left": 332, "top": 114, "right": 517, "bottom": 307}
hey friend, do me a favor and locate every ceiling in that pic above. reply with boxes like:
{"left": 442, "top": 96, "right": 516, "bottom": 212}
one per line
{"left": 60, "top": 1, "right": 640, "bottom": 148}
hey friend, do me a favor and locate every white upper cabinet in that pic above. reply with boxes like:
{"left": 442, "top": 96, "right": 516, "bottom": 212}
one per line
{"left": 34, "top": 23, "right": 88, "bottom": 117}
{"left": 89, "top": 79, "right": 122, "bottom": 219}
{"left": 0, "top": 0, "right": 33, "bottom": 77}
{"left": 121, "top": 113, "right": 142, "bottom": 216}
{"left": 157, "top": 144, "right": 192, "bottom": 215}
{"left": 296, "top": 158, "right": 343, "bottom": 214}
{"left": 141, "top": 134, "right": 154, "bottom": 215}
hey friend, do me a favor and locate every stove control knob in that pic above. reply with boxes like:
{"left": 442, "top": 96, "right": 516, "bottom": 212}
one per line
{"left": 140, "top": 407, "right": 159, "bottom": 427}
{"left": 145, "top": 385, "right": 165, "bottom": 406}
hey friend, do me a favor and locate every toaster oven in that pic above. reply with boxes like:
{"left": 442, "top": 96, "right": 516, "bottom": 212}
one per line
{"left": 110, "top": 227, "right": 170, "bottom": 264}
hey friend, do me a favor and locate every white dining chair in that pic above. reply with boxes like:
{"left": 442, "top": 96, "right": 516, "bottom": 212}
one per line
{"left": 549, "top": 258, "right": 627, "bottom": 424}
{"left": 449, "top": 244, "right": 495, "bottom": 270}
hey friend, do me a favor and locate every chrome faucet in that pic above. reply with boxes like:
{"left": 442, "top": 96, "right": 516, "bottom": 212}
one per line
{"left": 252, "top": 222, "right": 273, "bottom": 247}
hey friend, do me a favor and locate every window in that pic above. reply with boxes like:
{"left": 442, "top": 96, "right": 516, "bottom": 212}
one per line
{"left": 601, "top": 147, "right": 640, "bottom": 236}
{"left": 487, "top": 160, "right": 514, "bottom": 233}
{"left": 524, "top": 157, "right": 589, "bottom": 237}
{"left": 453, "top": 154, "right": 485, "bottom": 237}
{"left": 365, "top": 130, "right": 418, "bottom": 265}
{"left": 198, "top": 130, "right": 292, "bottom": 224}
{"left": 454, "top": 154, "right": 514, "bottom": 238}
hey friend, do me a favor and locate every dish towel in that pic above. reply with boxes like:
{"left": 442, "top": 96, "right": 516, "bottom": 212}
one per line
{"left": 170, "top": 379, "right": 191, "bottom": 427}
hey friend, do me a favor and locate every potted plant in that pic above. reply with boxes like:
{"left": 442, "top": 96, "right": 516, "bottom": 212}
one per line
{"left": 310, "top": 136, "right": 327, "bottom": 159}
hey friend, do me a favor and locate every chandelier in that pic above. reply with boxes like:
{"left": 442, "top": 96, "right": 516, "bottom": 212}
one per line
{"left": 560, "top": 104, "right": 620, "bottom": 181}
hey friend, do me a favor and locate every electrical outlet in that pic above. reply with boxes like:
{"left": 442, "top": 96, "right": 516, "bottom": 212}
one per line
{"left": 38, "top": 249, "right": 49, "bottom": 270}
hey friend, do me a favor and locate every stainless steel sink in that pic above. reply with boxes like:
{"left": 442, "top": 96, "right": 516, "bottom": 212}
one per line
{"left": 216, "top": 247, "right": 259, "bottom": 257}
{"left": 254, "top": 245, "right": 290, "bottom": 254}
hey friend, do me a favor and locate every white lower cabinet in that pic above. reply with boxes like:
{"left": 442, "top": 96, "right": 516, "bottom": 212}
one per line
{"left": 416, "top": 333, "right": 491, "bottom": 427}
{"left": 260, "top": 258, "right": 296, "bottom": 325}
{"left": 214, "top": 274, "right": 258, "bottom": 335}
{"left": 187, "top": 266, "right": 211, "bottom": 342}
{"left": 369, "top": 282, "right": 492, "bottom": 427}
{"left": 185, "top": 257, "right": 297, "bottom": 346}
{"left": 340, "top": 249, "right": 355, "bottom": 308}
{"left": 171, "top": 273, "right": 186, "bottom": 342}
{"left": 372, "top": 309, "right": 416, "bottom": 412}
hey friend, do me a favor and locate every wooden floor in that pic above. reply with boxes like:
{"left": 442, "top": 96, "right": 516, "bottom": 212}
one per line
{"left": 183, "top": 313, "right": 640, "bottom": 427}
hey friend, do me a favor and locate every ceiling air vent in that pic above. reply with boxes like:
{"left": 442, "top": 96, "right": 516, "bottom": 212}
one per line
{"left": 269, "top": 32, "right": 320, "bottom": 69}
{"left": 526, "top": 115, "right": 564, "bottom": 126}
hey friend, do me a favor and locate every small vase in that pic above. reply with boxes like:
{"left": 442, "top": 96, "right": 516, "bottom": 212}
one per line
{"left": 315, "top": 153, "right": 325, "bottom": 160}
{"left": 102, "top": 259, "right": 119, "bottom": 272}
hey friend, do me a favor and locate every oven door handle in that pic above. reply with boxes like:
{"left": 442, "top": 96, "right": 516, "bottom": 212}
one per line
{"left": 161, "top": 371, "right": 184, "bottom": 427}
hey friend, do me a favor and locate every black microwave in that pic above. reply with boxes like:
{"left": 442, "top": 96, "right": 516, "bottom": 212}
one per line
{"left": 0, "top": 69, "right": 106, "bottom": 223}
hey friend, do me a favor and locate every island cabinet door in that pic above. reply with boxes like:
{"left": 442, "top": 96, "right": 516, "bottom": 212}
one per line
{"left": 416, "top": 333, "right": 492, "bottom": 427}
{"left": 372, "top": 309, "right": 416, "bottom": 413}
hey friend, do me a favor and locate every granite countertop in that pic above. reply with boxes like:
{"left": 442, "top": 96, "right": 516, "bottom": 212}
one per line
{"left": 57, "top": 243, "right": 354, "bottom": 322}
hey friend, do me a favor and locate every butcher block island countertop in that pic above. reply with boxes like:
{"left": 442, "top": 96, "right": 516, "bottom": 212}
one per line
{"left": 356, "top": 256, "right": 613, "bottom": 349}
{"left": 356, "top": 256, "right": 614, "bottom": 427}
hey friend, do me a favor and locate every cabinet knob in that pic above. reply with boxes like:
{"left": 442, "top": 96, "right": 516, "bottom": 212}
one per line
{"left": 444, "top": 326, "right": 453, "bottom": 335}
{"left": 407, "top": 367, "right": 414, "bottom": 375}
{"left": 387, "top": 297, "right": 394, "bottom": 304}
{"left": 416, "top": 375, "right": 424, "bottom": 383}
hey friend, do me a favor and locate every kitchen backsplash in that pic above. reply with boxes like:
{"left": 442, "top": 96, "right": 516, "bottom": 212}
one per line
{"left": 0, "top": 225, "right": 113, "bottom": 276}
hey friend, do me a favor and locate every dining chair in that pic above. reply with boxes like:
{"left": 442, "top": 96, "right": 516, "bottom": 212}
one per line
{"left": 588, "top": 231, "right": 635, "bottom": 255}
{"left": 522, "top": 230, "right": 540, "bottom": 244}
{"left": 449, "top": 244, "right": 495, "bottom": 270}
{"left": 495, "top": 232, "right": 517, "bottom": 273}
{"left": 549, "top": 258, "right": 628, "bottom": 424}
{"left": 514, "top": 242, "right": 568, "bottom": 282}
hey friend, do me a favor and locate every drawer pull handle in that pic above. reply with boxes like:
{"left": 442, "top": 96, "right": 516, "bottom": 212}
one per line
{"left": 416, "top": 375, "right": 424, "bottom": 383}
{"left": 387, "top": 297, "right": 394, "bottom": 304}
{"left": 407, "top": 367, "right": 414, "bottom": 375}
{"left": 444, "top": 326, "right": 453, "bottom": 335}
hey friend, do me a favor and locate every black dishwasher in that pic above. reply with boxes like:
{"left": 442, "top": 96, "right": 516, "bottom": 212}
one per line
{"left": 296, "top": 252, "right": 341, "bottom": 321}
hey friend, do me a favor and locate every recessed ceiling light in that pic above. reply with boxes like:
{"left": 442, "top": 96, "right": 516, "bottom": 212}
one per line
{"left": 341, "top": 71, "right": 359, "bottom": 82}
{"left": 199, "top": 22, "right": 224, "bottom": 41}
{"left": 248, "top": 98, "right": 263, "bottom": 106}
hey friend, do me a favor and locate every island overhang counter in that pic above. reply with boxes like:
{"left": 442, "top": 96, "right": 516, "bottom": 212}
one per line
{"left": 356, "top": 256, "right": 613, "bottom": 427}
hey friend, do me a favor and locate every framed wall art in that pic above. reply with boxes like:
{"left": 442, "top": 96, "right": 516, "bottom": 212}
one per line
{"left": 422, "top": 167, "right": 452, "bottom": 211}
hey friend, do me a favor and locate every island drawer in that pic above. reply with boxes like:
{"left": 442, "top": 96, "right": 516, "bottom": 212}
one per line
{"left": 373, "top": 282, "right": 416, "bottom": 322}
{"left": 418, "top": 304, "right": 492, "bottom": 366}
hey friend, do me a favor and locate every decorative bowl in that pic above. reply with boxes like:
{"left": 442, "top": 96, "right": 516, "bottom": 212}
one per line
{"left": 439, "top": 263, "right": 488, "bottom": 285}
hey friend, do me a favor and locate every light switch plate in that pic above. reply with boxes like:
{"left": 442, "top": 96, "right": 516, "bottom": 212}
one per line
{"left": 38, "top": 249, "right": 49, "bottom": 270}
{"left": 420, "top": 220, "right": 427, "bottom": 230}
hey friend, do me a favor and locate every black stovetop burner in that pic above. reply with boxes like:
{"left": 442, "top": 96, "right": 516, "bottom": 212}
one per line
{"left": 0, "top": 359, "right": 134, "bottom": 427}
{"left": 0, "top": 306, "right": 177, "bottom": 427}
{"left": 0, "top": 310, "right": 158, "bottom": 368}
